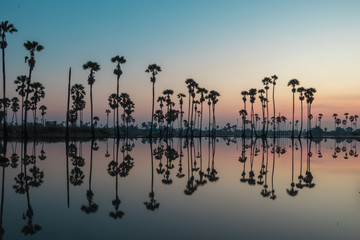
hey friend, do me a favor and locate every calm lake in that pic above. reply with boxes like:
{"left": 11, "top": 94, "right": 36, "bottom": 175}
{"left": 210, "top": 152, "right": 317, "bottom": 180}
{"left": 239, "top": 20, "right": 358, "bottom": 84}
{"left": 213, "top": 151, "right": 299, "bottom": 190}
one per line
{"left": 0, "top": 138, "right": 359, "bottom": 240}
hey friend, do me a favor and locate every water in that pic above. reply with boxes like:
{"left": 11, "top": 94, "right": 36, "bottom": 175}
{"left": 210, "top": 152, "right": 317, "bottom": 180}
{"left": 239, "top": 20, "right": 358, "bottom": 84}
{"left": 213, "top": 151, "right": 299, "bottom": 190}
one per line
{"left": 0, "top": 138, "right": 360, "bottom": 240}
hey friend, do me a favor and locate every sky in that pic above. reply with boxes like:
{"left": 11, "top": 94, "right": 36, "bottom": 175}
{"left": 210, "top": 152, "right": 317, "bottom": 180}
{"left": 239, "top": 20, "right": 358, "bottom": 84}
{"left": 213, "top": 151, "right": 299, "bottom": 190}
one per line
{"left": 1, "top": 0, "right": 360, "bottom": 129}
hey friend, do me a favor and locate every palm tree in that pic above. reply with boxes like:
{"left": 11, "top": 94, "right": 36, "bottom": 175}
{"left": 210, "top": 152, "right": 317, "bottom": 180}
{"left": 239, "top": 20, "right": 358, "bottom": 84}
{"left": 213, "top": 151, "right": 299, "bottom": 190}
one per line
{"left": 333, "top": 113, "right": 338, "bottom": 133}
{"left": 209, "top": 90, "right": 220, "bottom": 138}
{"left": 29, "top": 82, "right": 45, "bottom": 135}
{"left": 248, "top": 88, "right": 257, "bottom": 138}
{"left": 83, "top": 61, "right": 100, "bottom": 138}
{"left": 108, "top": 94, "right": 119, "bottom": 135}
{"left": 39, "top": 105, "right": 47, "bottom": 126}
{"left": 14, "top": 75, "right": 27, "bottom": 129}
{"left": 197, "top": 87, "right": 208, "bottom": 137}
{"left": 262, "top": 77, "right": 272, "bottom": 135}
{"left": 271, "top": 75, "right": 278, "bottom": 137}
{"left": 177, "top": 93, "right": 186, "bottom": 137}
{"left": 258, "top": 89, "right": 266, "bottom": 136}
{"left": 23, "top": 41, "right": 44, "bottom": 138}
{"left": 297, "top": 87, "right": 306, "bottom": 138}
{"left": 146, "top": 64, "right": 161, "bottom": 138}
{"left": 305, "top": 88, "right": 316, "bottom": 138}
{"left": 287, "top": 79, "right": 300, "bottom": 138}
{"left": 111, "top": 55, "right": 126, "bottom": 139}
{"left": 1, "top": 21, "right": 17, "bottom": 138}
{"left": 105, "top": 109, "right": 110, "bottom": 128}
{"left": 11, "top": 97, "right": 19, "bottom": 125}
{"left": 239, "top": 109, "right": 247, "bottom": 138}
{"left": 318, "top": 113, "right": 323, "bottom": 129}
{"left": 185, "top": 79, "right": 198, "bottom": 137}
{"left": 71, "top": 84, "right": 86, "bottom": 126}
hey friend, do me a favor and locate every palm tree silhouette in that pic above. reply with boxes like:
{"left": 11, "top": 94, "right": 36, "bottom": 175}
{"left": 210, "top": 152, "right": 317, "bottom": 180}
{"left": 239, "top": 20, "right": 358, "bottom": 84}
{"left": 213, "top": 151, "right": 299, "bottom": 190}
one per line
{"left": 23, "top": 41, "right": 44, "bottom": 138}
{"left": 14, "top": 75, "right": 27, "bottom": 131}
{"left": 262, "top": 77, "right": 272, "bottom": 135}
{"left": 83, "top": 61, "right": 100, "bottom": 138}
{"left": 29, "top": 82, "right": 45, "bottom": 136}
{"left": 1, "top": 21, "right": 17, "bottom": 138}
{"left": 111, "top": 55, "right": 126, "bottom": 139}
{"left": 38, "top": 105, "right": 47, "bottom": 126}
{"left": 305, "top": 88, "right": 316, "bottom": 138}
{"left": 105, "top": 109, "right": 110, "bottom": 128}
{"left": 208, "top": 90, "right": 220, "bottom": 138}
{"left": 177, "top": 93, "right": 186, "bottom": 137}
{"left": 248, "top": 88, "right": 257, "bottom": 138}
{"left": 185, "top": 79, "right": 198, "bottom": 137}
{"left": 71, "top": 83, "right": 86, "bottom": 127}
{"left": 271, "top": 75, "right": 278, "bottom": 137}
{"left": 239, "top": 109, "right": 247, "bottom": 138}
{"left": 287, "top": 139, "right": 298, "bottom": 197}
{"left": 197, "top": 87, "right": 208, "bottom": 137}
{"left": 287, "top": 79, "right": 300, "bottom": 138}
{"left": 144, "top": 141, "right": 160, "bottom": 211}
{"left": 11, "top": 97, "right": 20, "bottom": 125}
{"left": 146, "top": 64, "right": 161, "bottom": 138}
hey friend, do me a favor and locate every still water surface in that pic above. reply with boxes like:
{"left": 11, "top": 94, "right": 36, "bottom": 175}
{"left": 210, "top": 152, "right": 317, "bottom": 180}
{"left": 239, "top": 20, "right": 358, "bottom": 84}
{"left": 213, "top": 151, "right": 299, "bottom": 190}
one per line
{"left": 0, "top": 138, "right": 360, "bottom": 240}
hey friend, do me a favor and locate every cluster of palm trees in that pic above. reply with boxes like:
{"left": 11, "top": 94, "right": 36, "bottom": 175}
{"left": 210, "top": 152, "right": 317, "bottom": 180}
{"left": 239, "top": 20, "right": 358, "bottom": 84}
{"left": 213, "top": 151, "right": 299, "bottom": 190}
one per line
{"left": 332, "top": 113, "right": 359, "bottom": 136}
{"left": 1, "top": 20, "right": 47, "bottom": 138}
{"left": 145, "top": 67, "right": 221, "bottom": 139}
{"left": 239, "top": 76, "right": 317, "bottom": 139}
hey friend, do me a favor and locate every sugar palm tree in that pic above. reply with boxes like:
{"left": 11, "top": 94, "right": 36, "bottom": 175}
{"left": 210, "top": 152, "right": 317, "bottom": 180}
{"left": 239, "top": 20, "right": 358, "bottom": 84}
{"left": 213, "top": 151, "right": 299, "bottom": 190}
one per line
{"left": 185, "top": 79, "right": 198, "bottom": 137}
{"left": 71, "top": 84, "right": 86, "bottom": 126}
{"left": 271, "top": 75, "right": 278, "bottom": 137}
{"left": 177, "top": 93, "right": 186, "bottom": 137}
{"left": 146, "top": 64, "right": 161, "bottom": 138}
{"left": 14, "top": 75, "right": 27, "bottom": 129}
{"left": 305, "top": 88, "right": 316, "bottom": 138}
{"left": 39, "top": 105, "right": 47, "bottom": 126}
{"left": 11, "top": 97, "right": 19, "bottom": 125}
{"left": 105, "top": 109, "right": 110, "bottom": 128}
{"left": 1, "top": 21, "right": 17, "bottom": 138}
{"left": 287, "top": 79, "right": 300, "bottom": 138}
{"left": 239, "top": 109, "right": 247, "bottom": 138}
{"left": 248, "top": 88, "right": 257, "bottom": 138}
{"left": 108, "top": 93, "right": 119, "bottom": 136}
{"left": 297, "top": 87, "right": 306, "bottom": 138}
{"left": 261, "top": 77, "right": 272, "bottom": 135}
{"left": 23, "top": 41, "right": 44, "bottom": 138}
{"left": 29, "top": 82, "right": 45, "bottom": 136}
{"left": 208, "top": 90, "right": 220, "bottom": 138}
{"left": 318, "top": 113, "right": 323, "bottom": 129}
{"left": 197, "top": 87, "right": 208, "bottom": 137}
{"left": 111, "top": 55, "right": 126, "bottom": 138}
{"left": 83, "top": 61, "right": 100, "bottom": 138}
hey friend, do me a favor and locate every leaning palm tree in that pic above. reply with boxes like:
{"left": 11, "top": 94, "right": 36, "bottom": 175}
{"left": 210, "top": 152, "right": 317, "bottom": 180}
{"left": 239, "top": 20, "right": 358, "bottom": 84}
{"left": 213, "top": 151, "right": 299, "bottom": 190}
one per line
{"left": 271, "top": 75, "right": 278, "bottom": 137}
{"left": 1, "top": 21, "right": 17, "bottom": 138}
{"left": 287, "top": 79, "right": 300, "bottom": 138}
{"left": 145, "top": 64, "right": 161, "bottom": 138}
{"left": 83, "top": 61, "right": 100, "bottom": 138}
{"left": 23, "top": 41, "right": 44, "bottom": 138}
{"left": 111, "top": 55, "right": 126, "bottom": 139}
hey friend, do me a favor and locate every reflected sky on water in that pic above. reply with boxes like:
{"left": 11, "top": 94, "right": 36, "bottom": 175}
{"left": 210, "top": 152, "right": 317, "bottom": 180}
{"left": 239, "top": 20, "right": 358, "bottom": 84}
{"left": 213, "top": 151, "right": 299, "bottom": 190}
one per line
{"left": 0, "top": 137, "right": 360, "bottom": 240}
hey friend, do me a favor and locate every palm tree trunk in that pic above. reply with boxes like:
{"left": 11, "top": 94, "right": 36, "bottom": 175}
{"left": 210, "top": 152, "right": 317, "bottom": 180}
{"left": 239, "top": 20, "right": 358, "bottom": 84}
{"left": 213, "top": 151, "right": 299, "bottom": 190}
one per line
{"left": 116, "top": 75, "right": 120, "bottom": 139}
{"left": 66, "top": 68, "right": 71, "bottom": 139}
{"left": 208, "top": 104, "right": 211, "bottom": 137}
{"left": 24, "top": 67, "right": 33, "bottom": 139}
{"left": 2, "top": 48, "right": 7, "bottom": 138}
{"left": 186, "top": 94, "right": 191, "bottom": 137}
{"left": 266, "top": 89, "right": 269, "bottom": 136}
{"left": 90, "top": 84, "right": 94, "bottom": 138}
{"left": 291, "top": 90, "right": 295, "bottom": 138}
{"left": 272, "top": 85, "right": 276, "bottom": 137}
{"left": 200, "top": 102, "right": 203, "bottom": 138}
{"left": 150, "top": 82, "right": 155, "bottom": 138}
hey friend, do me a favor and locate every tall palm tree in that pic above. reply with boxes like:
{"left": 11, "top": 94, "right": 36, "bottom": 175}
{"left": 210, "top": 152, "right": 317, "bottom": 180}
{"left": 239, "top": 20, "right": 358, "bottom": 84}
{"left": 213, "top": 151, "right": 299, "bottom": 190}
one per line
{"left": 209, "top": 90, "right": 220, "bottom": 138}
{"left": 29, "top": 82, "right": 45, "bottom": 136}
{"left": 177, "top": 93, "right": 186, "bottom": 137}
{"left": 105, "top": 109, "right": 110, "bottom": 128}
{"left": 261, "top": 77, "right": 272, "bottom": 135}
{"left": 83, "top": 61, "right": 100, "bottom": 138}
{"left": 146, "top": 64, "right": 161, "bottom": 138}
{"left": 11, "top": 97, "right": 19, "bottom": 125}
{"left": 71, "top": 84, "right": 86, "bottom": 126}
{"left": 14, "top": 75, "right": 27, "bottom": 129}
{"left": 305, "top": 88, "right": 316, "bottom": 138}
{"left": 287, "top": 79, "right": 300, "bottom": 138}
{"left": 23, "top": 41, "right": 44, "bottom": 138}
{"left": 108, "top": 93, "right": 119, "bottom": 136}
{"left": 39, "top": 105, "right": 47, "bottom": 126}
{"left": 297, "top": 87, "right": 306, "bottom": 138}
{"left": 111, "top": 55, "right": 126, "bottom": 139}
{"left": 1, "top": 21, "right": 17, "bottom": 138}
{"left": 271, "top": 75, "right": 278, "bottom": 137}
{"left": 197, "top": 87, "right": 208, "bottom": 137}
{"left": 185, "top": 79, "right": 198, "bottom": 137}
{"left": 239, "top": 109, "right": 247, "bottom": 138}
{"left": 248, "top": 88, "right": 257, "bottom": 138}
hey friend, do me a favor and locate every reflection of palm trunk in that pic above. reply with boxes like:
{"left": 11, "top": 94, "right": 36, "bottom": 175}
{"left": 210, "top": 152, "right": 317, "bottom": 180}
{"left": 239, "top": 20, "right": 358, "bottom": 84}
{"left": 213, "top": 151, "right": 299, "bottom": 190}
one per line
{"left": 65, "top": 139, "right": 70, "bottom": 208}
{"left": 0, "top": 141, "right": 6, "bottom": 230}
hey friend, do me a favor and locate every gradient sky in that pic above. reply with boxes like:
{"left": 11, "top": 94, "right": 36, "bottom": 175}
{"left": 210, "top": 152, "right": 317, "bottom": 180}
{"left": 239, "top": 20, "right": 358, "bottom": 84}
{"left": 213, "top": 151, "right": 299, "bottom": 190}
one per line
{"left": 1, "top": 0, "right": 360, "bottom": 128}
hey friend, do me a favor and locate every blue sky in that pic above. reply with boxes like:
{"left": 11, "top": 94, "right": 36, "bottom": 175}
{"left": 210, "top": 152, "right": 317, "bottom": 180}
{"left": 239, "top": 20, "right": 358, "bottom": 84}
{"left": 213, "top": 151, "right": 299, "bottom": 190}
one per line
{"left": 1, "top": 0, "right": 360, "bottom": 127}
